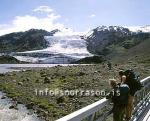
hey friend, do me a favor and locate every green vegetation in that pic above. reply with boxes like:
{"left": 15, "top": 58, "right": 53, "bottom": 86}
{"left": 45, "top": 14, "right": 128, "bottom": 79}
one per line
{"left": 0, "top": 65, "right": 110, "bottom": 120}
{"left": 86, "top": 28, "right": 150, "bottom": 57}
{"left": 0, "top": 29, "right": 59, "bottom": 53}
{"left": 0, "top": 55, "right": 22, "bottom": 63}
{"left": 0, "top": 62, "right": 150, "bottom": 120}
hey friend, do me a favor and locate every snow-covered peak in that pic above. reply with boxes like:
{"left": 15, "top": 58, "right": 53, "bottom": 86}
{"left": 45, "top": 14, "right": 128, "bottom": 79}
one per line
{"left": 95, "top": 26, "right": 128, "bottom": 32}
{"left": 127, "top": 25, "right": 150, "bottom": 33}
{"left": 85, "top": 26, "right": 130, "bottom": 38}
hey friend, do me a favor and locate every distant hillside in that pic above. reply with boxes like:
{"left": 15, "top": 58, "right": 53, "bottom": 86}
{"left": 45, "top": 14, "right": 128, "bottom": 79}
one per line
{"left": 74, "top": 56, "right": 105, "bottom": 64}
{"left": 111, "top": 38, "right": 150, "bottom": 64}
{"left": 85, "top": 26, "right": 131, "bottom": 55}
{"left": 85, "top": 26, "right": 150, "bottom": 61}
{"left": 0, "top": 29, "right": 59, "bottom": 53}
{"left": 0, "top": 55, "right": 22, "bottom": 64}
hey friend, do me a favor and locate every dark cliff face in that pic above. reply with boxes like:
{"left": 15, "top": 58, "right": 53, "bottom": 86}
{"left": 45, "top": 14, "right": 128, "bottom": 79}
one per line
{"left": 0, "top": 29, "right": 60, "bottom": 53}
{"left": 85, "top": 26, "right": 150, "bottom": 56}
{"left": 85, "top": 26, "right": 131, "bottom": 55}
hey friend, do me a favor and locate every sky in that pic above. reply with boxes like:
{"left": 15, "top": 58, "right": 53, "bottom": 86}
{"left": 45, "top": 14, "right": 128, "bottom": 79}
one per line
{"left": 0, "top": 0, "right": 150, "bottom": 35}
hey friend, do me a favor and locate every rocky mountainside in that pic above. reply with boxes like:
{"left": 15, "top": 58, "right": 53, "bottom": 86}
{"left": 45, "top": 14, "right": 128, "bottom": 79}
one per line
{"left": 85, "top": 26, "right": 150, "bottom": 58}
{"left": 0, "top": 29, "right": 59, "bottom": 53}
{"left": 0, "top": 26, "right": 149, "bottom": 64}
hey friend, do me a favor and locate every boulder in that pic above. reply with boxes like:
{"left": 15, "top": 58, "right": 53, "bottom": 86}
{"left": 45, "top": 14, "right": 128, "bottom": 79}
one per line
{"left": 44, "top": 77, "right": 51, "bottom": 83}
{"left": 26, "top": 102, "right": 34, "bottom": 109}
{"left": 56, "top": 96, "right": 65, "bottom": 104}
{"left": 18, "top": 82, "right": 23, "bottom": 86}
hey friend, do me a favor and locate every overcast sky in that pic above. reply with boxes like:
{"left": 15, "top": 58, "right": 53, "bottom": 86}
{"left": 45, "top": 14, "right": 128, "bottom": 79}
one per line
{"left": 0, "top": 0, "right": 149, "bottom": 35}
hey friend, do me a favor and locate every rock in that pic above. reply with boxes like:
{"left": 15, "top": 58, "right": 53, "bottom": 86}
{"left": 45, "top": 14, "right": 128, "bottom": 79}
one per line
{"left": 38, "top": 104, "right": 47, "bottom": 110}
{"left": 61, "top": 75, "right": 66, "bottom": 79}
{"left": 44, "top": 77, "right": 51, "bottom": 83}
{"left": 1, "top": 95, "right": 7, "bottom": 99}
{"left": 35, "top": 79, "right": 40, "bottom": 83}
{"left": 18, "top": 82, "right": 23, "bottom": 86}
{"left": 12, "top": 97, "right": 17, "bottom": 101}
{"left": 56, "top": 96, "right": 65, "bottom": 104}
{"left": 97, "top": 70, "right": 101, "bottom": 73}
{"left": 40, "top": 72, "right": 47, "bottom": 77}
{"left": 0, "top": 73, "right": 5, "bottom": 76}
{"left": 59, "top": 103, "right": 66, "bottom": 107}
{"left": 9, "top": 105, "right": 15, "bottom": 109}
{"left": 26, "top": 77, "right": 30, "bottom": 81}
{"left": 26, "top": 102, "right": 34, "bottom": 109}
{"left": 94, "top": 71, "right": 98, "bottom": 73}
{"left": 62, "top": 79, "right": 66, "bottom": 82}
{"left": 22, "top": 79, "right": 26, "bottom": 82}
{"left": 9, "top": 101, "right": 18, "bottom": 110}
{"left": 78, "top": 72, "right": 85, "bottom": 76}
{"left": 81, "top": 82, "right": 84, "bottom": 86}
{"left": 12, "top": 80, "right": 17, "bottom": 83}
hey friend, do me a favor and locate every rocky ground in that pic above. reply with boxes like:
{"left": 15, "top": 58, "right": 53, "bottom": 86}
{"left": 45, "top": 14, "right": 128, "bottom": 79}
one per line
{"left": 0, "top": 61, "right": 149, "bottom": 121}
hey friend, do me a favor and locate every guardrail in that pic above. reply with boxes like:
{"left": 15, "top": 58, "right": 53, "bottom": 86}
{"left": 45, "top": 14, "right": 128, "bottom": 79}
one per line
{"left": 130, "top": 76, "right": 150, "bottom": 121}
{"left": 56, "top": 76, "right": 150, "bottom": 121}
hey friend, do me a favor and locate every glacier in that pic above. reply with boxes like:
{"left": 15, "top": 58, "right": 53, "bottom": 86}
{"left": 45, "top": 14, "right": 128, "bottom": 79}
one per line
{"left": 13, "top": 35, "right": 92, "bottom": 63}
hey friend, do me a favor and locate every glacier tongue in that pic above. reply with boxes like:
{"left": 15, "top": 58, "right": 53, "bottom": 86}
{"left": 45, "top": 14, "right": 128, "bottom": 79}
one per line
{"left": 44, "top": 35, "right": 91, "bottom": 57}
{"left": 14, "top": 35, "right": 92, "bottom": 63}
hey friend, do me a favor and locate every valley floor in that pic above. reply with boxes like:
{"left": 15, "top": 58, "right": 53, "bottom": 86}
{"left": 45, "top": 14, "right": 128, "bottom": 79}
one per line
{"left": 0, "top": 61, "right": 149, "bottom": 121}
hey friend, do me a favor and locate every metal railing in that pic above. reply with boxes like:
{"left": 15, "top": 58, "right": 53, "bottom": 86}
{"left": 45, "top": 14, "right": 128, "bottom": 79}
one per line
{"left": 56, "top": 76, "right": 150, "bottom": 121}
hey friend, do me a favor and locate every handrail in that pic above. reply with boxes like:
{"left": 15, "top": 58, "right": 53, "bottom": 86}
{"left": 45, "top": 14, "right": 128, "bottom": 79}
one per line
{"left": 56, "top": 76, "right": 150, "bottom": 121}
{"left": 130, "top": 76, "right": 150, "bottom": 121}
{"left": 56, "top": 98, "right": 110, "bottom": 121}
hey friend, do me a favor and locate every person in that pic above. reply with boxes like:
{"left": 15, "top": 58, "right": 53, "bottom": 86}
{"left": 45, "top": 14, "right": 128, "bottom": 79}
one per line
{"left": 119, "top": 70, "right": 126, "bottom": 83}
{"left": 106, "top": 79, "right": 130, "bottom": 121}
{"left": 107, "top": 61, "right": 112, "bottom": 70}
{"left": 119, "top": 69, "right": 143, "bottom": 121}
{"left": 123, "top": 69, "right": 140, "bottom": 121}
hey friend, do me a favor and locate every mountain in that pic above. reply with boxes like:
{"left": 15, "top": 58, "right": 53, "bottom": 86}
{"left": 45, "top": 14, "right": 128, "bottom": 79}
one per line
{"left": 84, "top": 26, "right": 150, "bottom": 59}
{"left": 74, "top": 55, "right": 105, "bottom": 64}
{"left": 0, "top": 29, "right": 60, "bottom": 53}
{"left": 85, "top": 26, "right": 131, "bottom": 54}
{"left": 0, "top": 26, "right": 149, "bottom": 64}
{"left": 128, "top": 25, "right": 150, "bottom": 33}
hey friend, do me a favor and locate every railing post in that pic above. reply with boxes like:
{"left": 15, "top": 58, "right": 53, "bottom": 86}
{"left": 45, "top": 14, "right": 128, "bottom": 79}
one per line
{"left": 88, "top": 113, "right": 95, "bottom": 121}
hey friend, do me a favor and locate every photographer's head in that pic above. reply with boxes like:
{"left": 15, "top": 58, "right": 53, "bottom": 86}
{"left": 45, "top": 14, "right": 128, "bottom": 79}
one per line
{"left": 119, "top": 70, "right": 127, "bottom": 83}
{"left": 109, "top": 79, "right": 117, "bottom": 88}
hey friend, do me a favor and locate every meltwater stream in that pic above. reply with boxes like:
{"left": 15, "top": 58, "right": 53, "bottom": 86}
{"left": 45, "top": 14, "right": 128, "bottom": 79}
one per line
{"left": 0, "top": 92, "right": 43, "bottom": 121}
{"left": 0, "top": 64, "right": 50, "bottom": 121}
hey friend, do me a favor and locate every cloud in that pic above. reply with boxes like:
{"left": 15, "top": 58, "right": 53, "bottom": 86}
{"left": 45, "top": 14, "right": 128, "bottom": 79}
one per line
{"left": 33, "top": 6, "right": 53, "bottom": 13}
{"left": 54, "top": 28, "right": 85, "bottom": 36}
{"left": 0, "top": 6, "right": 86, "bottom": 36}
{"left": 126, "top": 25, "right": 150, "bottom": 32}
{"left": 0, "top": 6, "right": 69, "bottom": 36}
{"left": 88, "top": 14, "right": 96, "bottom": 18}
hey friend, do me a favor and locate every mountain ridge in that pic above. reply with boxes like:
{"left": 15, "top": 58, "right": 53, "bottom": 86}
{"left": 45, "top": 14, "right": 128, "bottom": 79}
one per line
{"left": 0, "top": 26, "right": 149, "bottom": 64}
{"left": 84, "top": 26, "right": 150, "bottom": 57}
{"left": 0, "top": 29, "right": 60, "bottom": 53}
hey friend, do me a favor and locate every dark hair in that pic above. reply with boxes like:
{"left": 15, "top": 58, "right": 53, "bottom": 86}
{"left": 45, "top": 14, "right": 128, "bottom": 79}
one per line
{"left": 119, "top": 70, "right": 124, "bottom": 76}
